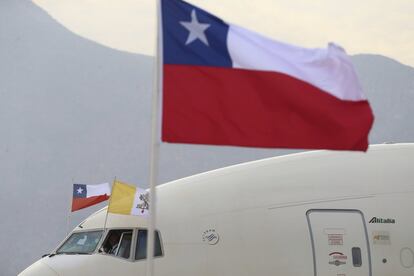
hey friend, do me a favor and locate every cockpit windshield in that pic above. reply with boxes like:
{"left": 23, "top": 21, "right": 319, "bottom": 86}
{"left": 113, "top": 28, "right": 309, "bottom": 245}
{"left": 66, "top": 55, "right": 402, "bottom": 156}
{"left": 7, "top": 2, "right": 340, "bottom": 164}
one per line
{"left": 56, "top": 230, "right": 103, "bottom": 254}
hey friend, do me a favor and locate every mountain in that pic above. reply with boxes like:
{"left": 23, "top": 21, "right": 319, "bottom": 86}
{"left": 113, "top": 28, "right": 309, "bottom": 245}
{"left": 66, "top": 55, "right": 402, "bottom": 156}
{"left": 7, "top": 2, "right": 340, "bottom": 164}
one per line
{"left": 351, "top": 54, "right": 414, "bottom": 142}
{"left": 1, "top": 1, "right": 154, "bottom": 275}
{"left": 1, "top": 1, "right": 413, "bottom": 275}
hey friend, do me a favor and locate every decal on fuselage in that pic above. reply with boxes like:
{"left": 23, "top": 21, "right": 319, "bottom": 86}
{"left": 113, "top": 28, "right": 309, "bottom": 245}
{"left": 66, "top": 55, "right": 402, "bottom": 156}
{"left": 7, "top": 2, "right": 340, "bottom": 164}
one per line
{"left": 328, "top": 234, "right": 344, "bottom": 246}
{"left": 369, "top": 217, "right": 395, "bottom": 224}
{"left": 328, "top": 252, "right": 347, "bottom": 266}
{"left": 202, "top": 229, "right": 220, "bottom": 245}
{"left": 372, "top": 231, "right": 391, "bottom": 245}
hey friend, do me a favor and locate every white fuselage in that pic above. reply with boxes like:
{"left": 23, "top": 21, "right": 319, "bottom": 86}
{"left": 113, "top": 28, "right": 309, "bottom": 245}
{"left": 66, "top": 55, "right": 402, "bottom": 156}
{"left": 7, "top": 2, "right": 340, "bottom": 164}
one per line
{"left": 19, "top": 144, "right": 414, "bottom": 276}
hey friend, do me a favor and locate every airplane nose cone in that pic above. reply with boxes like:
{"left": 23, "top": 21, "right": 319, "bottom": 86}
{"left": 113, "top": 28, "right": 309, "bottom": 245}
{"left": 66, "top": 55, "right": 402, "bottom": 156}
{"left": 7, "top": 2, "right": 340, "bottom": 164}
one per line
{"left": 19, "top": 260, "right": 59, "bottom": 276}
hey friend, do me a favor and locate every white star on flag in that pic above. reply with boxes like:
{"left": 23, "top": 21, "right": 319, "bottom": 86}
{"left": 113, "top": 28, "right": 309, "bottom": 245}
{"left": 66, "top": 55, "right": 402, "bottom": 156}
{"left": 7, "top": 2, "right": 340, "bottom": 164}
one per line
{"left": 77, "top": 187, "right": 84, "bottom": 194}
{"left": 180, "top": 9, "right": 210, "bottom": 46}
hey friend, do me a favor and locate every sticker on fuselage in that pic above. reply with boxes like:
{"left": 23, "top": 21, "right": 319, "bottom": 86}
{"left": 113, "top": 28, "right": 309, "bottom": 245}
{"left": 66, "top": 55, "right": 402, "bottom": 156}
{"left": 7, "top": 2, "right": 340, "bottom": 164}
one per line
{"left": 329, "top": 252, "right": 347, "bottom": 266}
{"left": 202, "top": 229, "right": 220, "bottom": 245}
{"left": 328, "top": 234, "right": 344, "bottom": 246}
{"left": 372, "top": 231, "right": 391, "bottom": 245}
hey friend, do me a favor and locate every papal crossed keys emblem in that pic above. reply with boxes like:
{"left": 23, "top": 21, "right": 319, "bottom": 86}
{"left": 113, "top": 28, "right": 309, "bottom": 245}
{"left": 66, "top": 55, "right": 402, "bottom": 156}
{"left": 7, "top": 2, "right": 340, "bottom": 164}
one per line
{"left": 136, "top": 192, "right": 149, "bottom": 214}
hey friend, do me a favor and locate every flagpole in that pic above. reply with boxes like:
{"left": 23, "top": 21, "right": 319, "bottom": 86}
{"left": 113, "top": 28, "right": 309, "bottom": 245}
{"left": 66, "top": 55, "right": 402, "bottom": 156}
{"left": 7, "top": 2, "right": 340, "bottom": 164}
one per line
{"left": 104, "top": 177, "right": 116, "bottom": 232}
{"left": 146, "top": 0, "right": 162, "bottom": 275}
{"left": 66, "top": 178, "right": 74, "bottom": 235}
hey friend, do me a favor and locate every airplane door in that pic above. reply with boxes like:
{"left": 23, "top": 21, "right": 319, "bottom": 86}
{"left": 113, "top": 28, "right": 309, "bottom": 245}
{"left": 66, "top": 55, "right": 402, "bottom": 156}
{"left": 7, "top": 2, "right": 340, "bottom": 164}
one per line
{"left": 307, "top": 210, "right": 371, "bottom": 276}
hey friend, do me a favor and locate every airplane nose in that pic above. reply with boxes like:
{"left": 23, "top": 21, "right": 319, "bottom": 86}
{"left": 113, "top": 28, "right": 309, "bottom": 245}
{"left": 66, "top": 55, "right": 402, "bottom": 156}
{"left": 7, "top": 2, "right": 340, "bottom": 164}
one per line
{"left": 19, "top": 260, "right": 59, "bottom": 276}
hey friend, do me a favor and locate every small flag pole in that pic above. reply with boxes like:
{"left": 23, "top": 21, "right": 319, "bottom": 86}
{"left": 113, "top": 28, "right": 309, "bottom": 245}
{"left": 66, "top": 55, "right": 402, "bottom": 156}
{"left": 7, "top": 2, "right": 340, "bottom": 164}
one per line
{"left": 103, "top": 177, "right": 116, "bottom": 232}
{"left": 66, "top": 178, "right": 74, "bottom": 235}
{"left": 146, "top": 0, "right": 163, "bottom": 275}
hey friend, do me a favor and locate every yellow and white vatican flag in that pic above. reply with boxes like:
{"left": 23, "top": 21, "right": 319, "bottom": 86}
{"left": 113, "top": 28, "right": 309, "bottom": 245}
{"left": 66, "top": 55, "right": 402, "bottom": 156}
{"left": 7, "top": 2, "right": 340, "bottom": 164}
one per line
{"left": 108, "top": 180, "right": 149, "bottom": 216}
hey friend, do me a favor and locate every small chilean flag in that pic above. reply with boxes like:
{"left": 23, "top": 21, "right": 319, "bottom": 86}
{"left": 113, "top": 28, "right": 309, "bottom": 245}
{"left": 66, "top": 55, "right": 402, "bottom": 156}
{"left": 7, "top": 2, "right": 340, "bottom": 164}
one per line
{"left": 72, "top": 183, "right": 111, "bottom": 212}
{"left": 161, "top": 0, "right": 374, "bottom": 151}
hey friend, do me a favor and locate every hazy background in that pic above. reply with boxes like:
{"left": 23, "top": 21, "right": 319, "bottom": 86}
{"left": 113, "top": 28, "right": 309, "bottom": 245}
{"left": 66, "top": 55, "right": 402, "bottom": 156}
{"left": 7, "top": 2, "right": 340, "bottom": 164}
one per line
{"left": 1, "top": 1, "right": 413, "bottom": 275}
{"left": 33, "top": 0, "right": 414, "bottom": 67}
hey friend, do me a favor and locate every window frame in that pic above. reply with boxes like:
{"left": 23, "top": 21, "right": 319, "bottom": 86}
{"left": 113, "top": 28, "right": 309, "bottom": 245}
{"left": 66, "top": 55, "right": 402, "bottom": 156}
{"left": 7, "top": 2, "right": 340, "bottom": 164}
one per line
{"left": 114, "top": 231, "right": 133, "bottom": 258}
{"left": 55, "top": 229, "right": 104, "bottom": 255}
{"left": 99, "top": 228, "right": 135, "bottom": 261}
{"left": 134, "top": 228, "right": 164, "bottom": 262}
{"left": 96, "top": 227, "right": 164, "bottom": 263}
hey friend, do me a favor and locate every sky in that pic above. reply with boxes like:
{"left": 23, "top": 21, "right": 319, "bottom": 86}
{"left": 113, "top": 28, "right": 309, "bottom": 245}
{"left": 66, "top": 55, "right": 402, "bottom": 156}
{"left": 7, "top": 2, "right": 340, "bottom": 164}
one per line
{"left": 33, "top": 0, "right": 414, "bottom": 67}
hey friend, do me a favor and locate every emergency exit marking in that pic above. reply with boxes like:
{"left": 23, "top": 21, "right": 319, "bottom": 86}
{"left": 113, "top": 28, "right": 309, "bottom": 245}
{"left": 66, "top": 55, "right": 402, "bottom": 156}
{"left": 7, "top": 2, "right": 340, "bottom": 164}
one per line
{"left": 328, "top": 234, "right": 343, "bottom": 245}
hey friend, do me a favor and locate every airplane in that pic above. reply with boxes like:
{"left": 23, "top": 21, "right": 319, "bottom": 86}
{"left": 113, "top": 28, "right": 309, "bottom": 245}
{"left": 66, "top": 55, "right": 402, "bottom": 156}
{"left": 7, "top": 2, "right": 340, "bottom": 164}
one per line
{"left": 19, "top": 143, "right": 414, "bottom": 276}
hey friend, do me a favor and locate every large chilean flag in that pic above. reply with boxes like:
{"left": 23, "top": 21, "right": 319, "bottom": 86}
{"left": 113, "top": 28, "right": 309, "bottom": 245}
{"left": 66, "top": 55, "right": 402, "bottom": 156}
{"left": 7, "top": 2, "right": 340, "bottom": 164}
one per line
{"left": 161, "top": 0, "right": 374, "bottom": 151}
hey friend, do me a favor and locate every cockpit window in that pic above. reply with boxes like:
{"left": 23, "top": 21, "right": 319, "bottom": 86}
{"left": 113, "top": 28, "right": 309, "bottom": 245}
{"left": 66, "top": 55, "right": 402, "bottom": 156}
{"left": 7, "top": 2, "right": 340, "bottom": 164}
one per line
{"left": 57, "top": 230, "right": 103, "bottom": 254}
{"left": 116, "top": 232, "right": 133, "bottom": 258}
{"left": 135, "top": 230, "right": 163, "bottom": 260}
{"left": 101, "top": 229, "right": 133, "bottom": 259}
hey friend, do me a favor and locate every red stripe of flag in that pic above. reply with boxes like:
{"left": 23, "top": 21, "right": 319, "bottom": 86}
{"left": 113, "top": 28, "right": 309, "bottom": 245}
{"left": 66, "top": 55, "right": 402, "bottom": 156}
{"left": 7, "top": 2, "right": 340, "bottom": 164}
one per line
{"left": 71, "top": 195, "right": 110, "bottom": 212}
{"left": 162, "top": 64, "right": 374, "bottom": 151}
